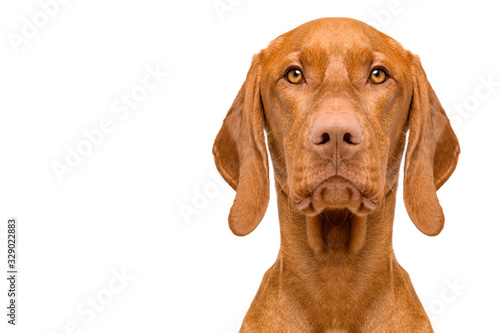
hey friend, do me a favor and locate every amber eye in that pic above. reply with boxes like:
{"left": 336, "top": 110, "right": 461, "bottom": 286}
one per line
{"left": 369, "top": 68, "right": 387, "bottom": 84}
{"left": 286, "top": 68, "right": 304, "bottom": 84}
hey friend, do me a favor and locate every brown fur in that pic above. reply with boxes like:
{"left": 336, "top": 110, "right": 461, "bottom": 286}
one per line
{"left": 213, "top": 18, "right": 459, "bottom": 332}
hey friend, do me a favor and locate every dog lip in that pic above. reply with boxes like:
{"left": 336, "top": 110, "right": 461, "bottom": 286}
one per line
{"left": 308, "top": 175, "right": 361, "bottom": 194}
{"left": 294, "top": 175, "right": 378, "bottom": 214}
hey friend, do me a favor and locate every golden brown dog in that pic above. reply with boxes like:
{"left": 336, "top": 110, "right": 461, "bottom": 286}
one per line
{"left": 213, "top": 17, "right": 459, "bottom": 332}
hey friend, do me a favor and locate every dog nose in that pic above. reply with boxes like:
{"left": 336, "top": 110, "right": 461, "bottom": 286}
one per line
{"left": 310, "top": 112, "right": 363, "bottom": 162}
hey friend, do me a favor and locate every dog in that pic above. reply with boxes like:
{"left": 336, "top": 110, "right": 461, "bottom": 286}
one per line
{"left": 213, "top": 17, "right": 459, "bottom": 332}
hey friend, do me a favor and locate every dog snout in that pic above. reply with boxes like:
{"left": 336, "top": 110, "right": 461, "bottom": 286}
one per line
{"left": 310, "top": 112, "right": 363, "bottom": 163}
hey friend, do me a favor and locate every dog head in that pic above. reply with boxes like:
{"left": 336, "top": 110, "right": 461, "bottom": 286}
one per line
{"left": 213, "top": 18, "right": 459, "bottom": 238}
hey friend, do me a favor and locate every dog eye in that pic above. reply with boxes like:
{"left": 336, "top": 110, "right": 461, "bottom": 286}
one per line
{"left": 369, "top": 68, "right": 387, "bottom": 84}
{"left": 286, "top": 68, "right": 304, "bottom": 84}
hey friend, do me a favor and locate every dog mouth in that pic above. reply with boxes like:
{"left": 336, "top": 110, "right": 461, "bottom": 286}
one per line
{"left": 294, "top": 175, "right": 379, "bottom": 216}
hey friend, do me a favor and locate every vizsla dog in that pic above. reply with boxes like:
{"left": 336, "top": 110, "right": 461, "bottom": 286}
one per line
{"left": 213, "top": 18, "right": 459, "bottom": 332}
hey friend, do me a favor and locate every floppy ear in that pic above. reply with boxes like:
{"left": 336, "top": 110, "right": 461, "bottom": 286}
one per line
{"left": 212, "top": 52, "right": 269, "bottom": 236}
{"left": 403, "top": 54, "right": 460, "bottom": 236}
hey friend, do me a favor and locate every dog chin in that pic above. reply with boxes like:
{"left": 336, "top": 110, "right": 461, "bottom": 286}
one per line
{"left": 294, "top": 176, "right": 379, "bottom": 216}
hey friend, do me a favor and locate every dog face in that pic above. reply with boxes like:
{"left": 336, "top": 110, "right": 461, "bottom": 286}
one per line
{"left": 261, "top": 19, "right": 413, "bottom": 217}
{"left": 213, "top": 18, "right": 459, "bottom": 238}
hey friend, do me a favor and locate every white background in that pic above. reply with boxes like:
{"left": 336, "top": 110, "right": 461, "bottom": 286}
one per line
{"left": 0, "top": 0, "right": 499, "bottom": 332}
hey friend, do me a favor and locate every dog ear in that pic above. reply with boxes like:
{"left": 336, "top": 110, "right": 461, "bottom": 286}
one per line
{"left": 213, "top": 52, "right": 269, "bottom": 236}
{"left": 403, "top": 54, "right": 460, "bottom": 236}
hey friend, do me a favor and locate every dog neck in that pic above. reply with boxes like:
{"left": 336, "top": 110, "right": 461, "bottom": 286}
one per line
{"left": 273, "top": 188, "right": 398, "bottom": 319}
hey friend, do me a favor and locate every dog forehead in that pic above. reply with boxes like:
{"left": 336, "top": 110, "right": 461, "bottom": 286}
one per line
{"left": 276, "top": 18, "right": 383, "bottom": 55}
{"left": 263, "top": 18, "right": 409, "bottom": 82}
